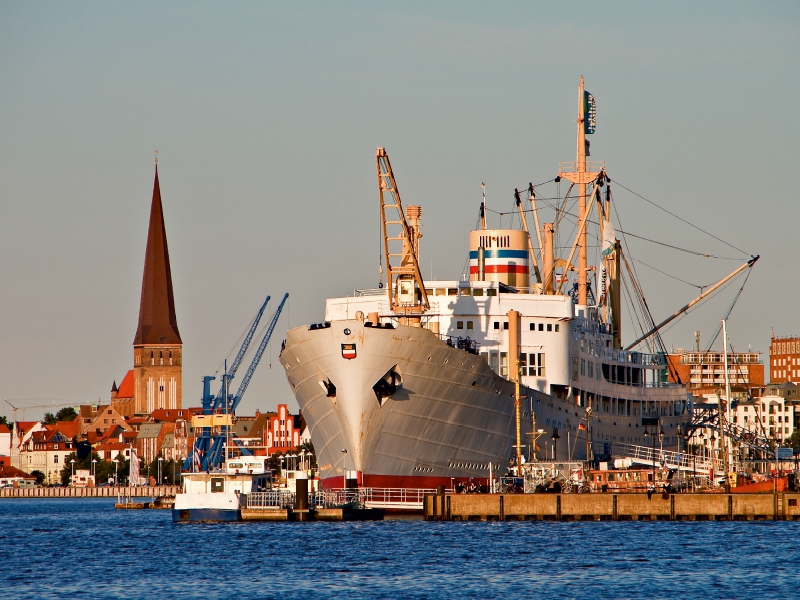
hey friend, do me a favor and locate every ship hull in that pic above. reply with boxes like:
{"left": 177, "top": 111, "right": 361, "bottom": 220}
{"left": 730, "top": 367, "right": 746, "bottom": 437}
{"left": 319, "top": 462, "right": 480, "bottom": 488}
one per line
{"left": 280, "top": 320, "right": 691, "bottom": 490}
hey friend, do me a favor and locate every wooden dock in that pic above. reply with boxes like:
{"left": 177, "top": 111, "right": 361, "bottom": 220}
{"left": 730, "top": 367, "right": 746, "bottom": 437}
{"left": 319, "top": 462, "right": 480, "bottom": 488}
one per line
{"left": 424, "top": 492, "right": 800, "bottom": 521}
{"left": 241, "top": 506, "right": 385, "bottom": 522}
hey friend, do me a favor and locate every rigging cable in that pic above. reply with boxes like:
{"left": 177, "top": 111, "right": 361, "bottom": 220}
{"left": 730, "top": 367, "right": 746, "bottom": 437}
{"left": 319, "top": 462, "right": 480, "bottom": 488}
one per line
{"left": 704, "top": 266, "right": 754, "bottom": 351}
{"left": 612, "top": 179, "right": 750, "bottom": 256}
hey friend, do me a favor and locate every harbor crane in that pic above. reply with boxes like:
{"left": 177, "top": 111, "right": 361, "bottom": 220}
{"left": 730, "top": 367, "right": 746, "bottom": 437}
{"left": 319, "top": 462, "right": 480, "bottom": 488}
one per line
{"left": 186, "top": 293, "right": 288, "bottom": 471}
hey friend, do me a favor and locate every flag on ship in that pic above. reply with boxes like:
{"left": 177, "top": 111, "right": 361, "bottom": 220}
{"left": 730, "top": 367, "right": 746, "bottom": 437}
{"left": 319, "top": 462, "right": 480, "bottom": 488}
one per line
{"left": 602, "top": 220, "right": 616, "bottom": 257}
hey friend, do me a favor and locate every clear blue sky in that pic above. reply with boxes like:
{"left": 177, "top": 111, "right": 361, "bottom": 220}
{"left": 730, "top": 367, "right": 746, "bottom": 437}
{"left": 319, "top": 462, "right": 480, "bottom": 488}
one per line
{"left": 1, "top": 1, "right": 798, "bottom": 419}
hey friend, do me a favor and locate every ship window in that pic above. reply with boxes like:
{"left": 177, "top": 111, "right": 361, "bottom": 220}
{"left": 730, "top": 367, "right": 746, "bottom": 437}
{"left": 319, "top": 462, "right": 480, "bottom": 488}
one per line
{"left": 460, "top": 288, "right": 470, "bottom": 296}
{"left": 473, "top": 289, "right": 483, "bottom": 297}
{"left": 538, "top": 324, "right": 544, "bottom": 332}
{"left": 486, "top": 289, "right": 497, "bottom": 297}
{"left": 457, "top": 321, "right": 464, "bottom": 329}
{"left": 580, "top": 359, "right": 585, "bottom": 376}
{"left": 448, "top": 288, "right": 457, "bottom": 296}
{"left": 489, "top": 351, "right": 499, "bottom": 373}
{"left": 547, "top": 324, "right": 552, "bottom": 332}
{"left": 555, "top": 324, "right": 560, "bottom": 332}
{"left": 538, "top": 353, "right": 546, "bottom": 376}
{"left": 211, "top": 478, "right": 225, "bottom": 493}
{"left": 425, "top": 289, "right": 433, "bottom": 296}
{"left": 503, "top": 322, "right": 509, "bottom": 330}
{"left": 494, "top": 322, "right": 500, "bottom": 330}
{"left": 467, "top": 321, "right": 474, "bottom": 330}
{"left": 435, "top": 289, "right": 445, "bottom": 296}
{"left": 520, "top": 353, "right": 527, "bottom": 375}
{"left": 500, "top": 352, "right": 508, "bottom": 377}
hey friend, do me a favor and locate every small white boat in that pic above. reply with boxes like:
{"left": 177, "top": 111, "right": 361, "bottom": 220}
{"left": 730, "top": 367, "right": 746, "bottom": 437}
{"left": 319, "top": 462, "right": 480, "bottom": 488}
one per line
{"left": 173, "top": 456, "right": 271, "bottom": 522}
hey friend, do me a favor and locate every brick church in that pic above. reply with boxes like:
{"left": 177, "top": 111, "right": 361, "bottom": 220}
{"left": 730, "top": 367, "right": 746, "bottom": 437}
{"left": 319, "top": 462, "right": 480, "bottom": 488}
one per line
{"left": 112, "top": 166, "right": 183, "bottom": 417}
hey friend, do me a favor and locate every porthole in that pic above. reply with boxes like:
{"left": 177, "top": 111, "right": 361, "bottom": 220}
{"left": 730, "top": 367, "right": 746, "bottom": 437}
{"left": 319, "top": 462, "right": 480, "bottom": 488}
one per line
{"left": 343, "top": 328, "right": 351, "bottom": 335}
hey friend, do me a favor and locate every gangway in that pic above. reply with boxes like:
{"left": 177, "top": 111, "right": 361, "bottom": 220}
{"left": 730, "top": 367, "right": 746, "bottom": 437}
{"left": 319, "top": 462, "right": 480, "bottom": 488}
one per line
{"left": 594, "top": 441, "right": 726, "bottom": 476}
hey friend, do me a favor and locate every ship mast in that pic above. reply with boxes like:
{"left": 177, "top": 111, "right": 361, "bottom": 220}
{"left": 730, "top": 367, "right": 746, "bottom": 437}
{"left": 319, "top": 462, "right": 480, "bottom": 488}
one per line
{"left": 558, "top": 76, "right": 600, "bottom": 307}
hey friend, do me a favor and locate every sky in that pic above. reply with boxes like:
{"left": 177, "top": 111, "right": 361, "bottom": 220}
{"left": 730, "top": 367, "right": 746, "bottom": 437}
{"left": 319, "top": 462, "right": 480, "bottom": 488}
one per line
{"left": 1, "top": 1, "right": 799, "bottom": 421}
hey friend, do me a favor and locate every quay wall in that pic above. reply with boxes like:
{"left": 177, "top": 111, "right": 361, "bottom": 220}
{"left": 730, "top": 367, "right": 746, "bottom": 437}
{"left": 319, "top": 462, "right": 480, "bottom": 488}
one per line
{"left": 0, "top": 486, "right": 179, "bottom": 499}
{"left": 425, "top": 492, "right": 800, "bottom": 521}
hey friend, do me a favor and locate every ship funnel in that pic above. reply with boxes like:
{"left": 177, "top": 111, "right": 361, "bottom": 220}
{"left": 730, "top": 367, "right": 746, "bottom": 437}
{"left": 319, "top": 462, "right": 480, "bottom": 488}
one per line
{"left": 469, "top": 230, "right": 530, "bottom": 288}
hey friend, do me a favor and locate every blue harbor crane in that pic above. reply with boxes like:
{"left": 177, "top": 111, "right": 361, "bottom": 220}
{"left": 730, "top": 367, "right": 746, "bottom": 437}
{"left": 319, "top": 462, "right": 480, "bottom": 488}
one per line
{"left": 185, "top": 293, "right": 289, "bottom": 471}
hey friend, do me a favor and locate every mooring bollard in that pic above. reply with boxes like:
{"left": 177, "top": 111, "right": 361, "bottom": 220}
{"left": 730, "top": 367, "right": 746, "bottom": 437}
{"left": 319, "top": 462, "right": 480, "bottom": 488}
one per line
{"left": 295, "top": 473, "right": 310, "bottom": 521}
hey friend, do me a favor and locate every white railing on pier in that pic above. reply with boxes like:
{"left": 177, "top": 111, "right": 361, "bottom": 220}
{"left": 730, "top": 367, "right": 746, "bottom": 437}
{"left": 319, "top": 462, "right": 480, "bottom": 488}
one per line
{"left": 244, "top": 487, "right": 436, "bottom": 511}
{"left": 595, "top": 441, "right": 725, "bottom": 475}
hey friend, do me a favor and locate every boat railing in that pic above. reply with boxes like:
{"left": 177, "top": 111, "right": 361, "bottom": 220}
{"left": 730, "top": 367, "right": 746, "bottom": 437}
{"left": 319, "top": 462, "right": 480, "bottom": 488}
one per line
{"left": 559, "top": 161, "right": 606, "bottom": 174}
{"left": 245, "top": 488, "right": 438, "bottom": 510}
{"left": 354, "top": 288, "right": 388, "bottom": 297}
{"left": 243, "top": 490, "right": 295, "bottom": 509}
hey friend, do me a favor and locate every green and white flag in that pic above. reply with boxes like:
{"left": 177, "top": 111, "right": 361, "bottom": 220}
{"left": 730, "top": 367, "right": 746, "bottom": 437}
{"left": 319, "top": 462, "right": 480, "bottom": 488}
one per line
{"left": 602, "top": 220, "right": 616, "bottom": 256}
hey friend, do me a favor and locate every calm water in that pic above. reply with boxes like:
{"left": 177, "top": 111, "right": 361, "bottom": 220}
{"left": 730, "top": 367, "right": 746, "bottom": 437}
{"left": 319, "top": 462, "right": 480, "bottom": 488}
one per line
{"left": 1, "top": 498, "right": 797, "bottom": 598}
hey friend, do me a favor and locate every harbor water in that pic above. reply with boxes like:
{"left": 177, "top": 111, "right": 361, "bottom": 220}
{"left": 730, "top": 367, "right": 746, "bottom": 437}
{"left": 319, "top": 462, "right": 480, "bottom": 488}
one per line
{"left": 2, "top": 498, "right": 797, "bottom": 598}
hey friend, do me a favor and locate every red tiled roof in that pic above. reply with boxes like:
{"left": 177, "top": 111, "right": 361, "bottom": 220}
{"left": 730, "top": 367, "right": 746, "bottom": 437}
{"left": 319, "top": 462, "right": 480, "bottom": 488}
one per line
{"left": 0, "top": 465, "right": 35, "bottom": 479}
{"left": 149, "top": 407, "right": 202, "bottom": 422}
{"left": 0, "top": 424, "right": 10, "bottom": 434}
{"left": 46, "top": 421, "right": 79, "bottom": 439}
{"left": 117, "top": 370, "right": 134, "bottom": 399}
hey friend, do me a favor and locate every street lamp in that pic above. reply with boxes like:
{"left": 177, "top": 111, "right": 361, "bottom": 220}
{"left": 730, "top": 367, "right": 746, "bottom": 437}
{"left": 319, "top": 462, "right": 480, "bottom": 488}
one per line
{"left": 91, "top": 458, "right": 97, "bottom": 482}
{"left": 299, "top": 450, "right": 306, "bottom": 472}
{"left": 676, "top": 425, "right": 684, "bottom": 455}
{"left": 551, "top": 429, "right": 560, "bottom": 462}
{"left": 114, "top": 457, "right": 119, "bottom": 486}
{"left": 644, "top": 425, "right": 655, "bottom": 483}
{"left": 70, "top": 459, "right": 76, "bottom": 486}
{"left": 158, "top": 457, "right": 163, "bottom": 487}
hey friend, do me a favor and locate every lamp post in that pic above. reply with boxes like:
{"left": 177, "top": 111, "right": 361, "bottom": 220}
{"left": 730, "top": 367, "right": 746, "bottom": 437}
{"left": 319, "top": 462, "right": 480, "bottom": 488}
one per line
{"left": 70, "top": 459, "right": 75, "bottom": 486}
{"left": 644, "top": 425, "right": 655, "bottom": 483}
{"left": 341, "top": 449, "right": 348, "bottom": 489}
{"left": 299, "top": 450, "right": 306, "bottom": 472}
{"left": 710, "top": 433, "right": 717, "bottom": 482}
{"left": 551, "top": 429, "right": 560, "bottom": 462}
{"left": 91, "top": 458, "right": 97, "bottom": 483}
{"left": 158, "top": 457, "right": 164, "bottom": 487}
{"left": 114, "top": 458, "right": 119, "bottom": 486}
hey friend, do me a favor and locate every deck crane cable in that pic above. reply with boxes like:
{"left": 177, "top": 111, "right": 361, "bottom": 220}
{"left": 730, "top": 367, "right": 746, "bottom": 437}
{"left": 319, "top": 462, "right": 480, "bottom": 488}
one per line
{"left": 612, "top": 179, "right": 751, "bottom": 256}
{"left": 703, "top": 266, "right": 754, "bottom": 352}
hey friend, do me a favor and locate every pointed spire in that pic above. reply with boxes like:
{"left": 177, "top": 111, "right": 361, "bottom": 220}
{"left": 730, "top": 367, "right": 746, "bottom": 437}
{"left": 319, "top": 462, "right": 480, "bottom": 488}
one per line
{"left": 111, "top": 380, "right": 118, "bottom": 393}
{"left": 134, "top": 165, "right": 182, "bottom": 345}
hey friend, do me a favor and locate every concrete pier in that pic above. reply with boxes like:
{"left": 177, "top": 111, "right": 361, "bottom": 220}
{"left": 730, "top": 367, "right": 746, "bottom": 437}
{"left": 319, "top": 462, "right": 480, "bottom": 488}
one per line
{"left": 424, "top": 492, "right": 800, "bottom": 521}
{"left": 0, "top": 485, "right": 179, "bottom": 499}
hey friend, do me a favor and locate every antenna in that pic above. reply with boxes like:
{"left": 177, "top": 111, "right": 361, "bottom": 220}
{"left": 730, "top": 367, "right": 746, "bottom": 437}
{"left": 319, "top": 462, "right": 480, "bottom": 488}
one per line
{"left": 155, "top": 149, "right": 158, "bottom": 164}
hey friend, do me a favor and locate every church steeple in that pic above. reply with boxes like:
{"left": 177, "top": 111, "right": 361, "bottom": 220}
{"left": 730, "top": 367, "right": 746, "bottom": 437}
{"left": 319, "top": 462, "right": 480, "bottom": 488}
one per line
{"left": 127, "top": 164, "right": 183, "bottom": 417}
{"left": 134, "top": 166, "right": 181, "bottom": 345}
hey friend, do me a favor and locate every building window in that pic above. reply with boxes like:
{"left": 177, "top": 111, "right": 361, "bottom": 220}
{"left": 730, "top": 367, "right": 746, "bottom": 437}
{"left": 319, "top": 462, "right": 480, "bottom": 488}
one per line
{"left": 486, "top": 289, "right": 497, "bottom": 297}
{"left": 539, "top": 324, "right": 544, "bottom": 332}
{"left": 494, "top": 322, "right": 500, "bottom": 330}
{"left": 503, "top": 322, "right": 509, "bottom": 330}
{"left": 547, "top": 324, "right": 552, "bottom": 332}
{"left": 530, "top": 323, "right": 535, "bottom": 331}
{"left": 54, "top": 455, "right": 58, "bottom": 464}
{"left": 555, "top": 324, "right": 560, "bottom": 332}
{"left": 457, "top": 321, "right": 464, "bottom": 329}
{"left": 467, "top": 321, "right": 474, "bottom": 330}
{"left": 150, "top": 350, "right": 154, "bottom": 365}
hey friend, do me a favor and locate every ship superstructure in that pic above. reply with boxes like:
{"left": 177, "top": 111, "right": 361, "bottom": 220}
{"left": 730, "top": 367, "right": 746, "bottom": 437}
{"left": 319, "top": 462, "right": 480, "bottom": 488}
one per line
{"left": 279, "top": 78, "right": 747, "bottom": 490}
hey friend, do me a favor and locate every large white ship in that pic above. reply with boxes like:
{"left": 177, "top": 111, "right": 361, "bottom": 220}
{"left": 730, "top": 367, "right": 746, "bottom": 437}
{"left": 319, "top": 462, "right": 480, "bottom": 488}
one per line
{"left": 279, "top": 79, "right": 742, "bottom": 490}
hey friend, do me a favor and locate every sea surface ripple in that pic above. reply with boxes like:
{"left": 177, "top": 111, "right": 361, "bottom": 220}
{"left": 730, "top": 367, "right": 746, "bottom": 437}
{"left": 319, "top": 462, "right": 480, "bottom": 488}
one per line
{"left": 0, "top": 498, "right": 796, "bottom": 599}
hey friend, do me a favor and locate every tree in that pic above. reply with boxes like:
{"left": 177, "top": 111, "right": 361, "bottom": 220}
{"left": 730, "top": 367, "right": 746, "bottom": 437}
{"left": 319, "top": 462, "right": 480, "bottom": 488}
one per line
{"left": 30, "top": 470, "right": 46, "bottom": 485}
{"left": 43, "top": 407, "right": 77, "bottom": 425}
{"left": 55, "top": 407, "right": 77, "bottom": 422}
{"left": 783, "top": 431, "right": 800, "bottom": 449}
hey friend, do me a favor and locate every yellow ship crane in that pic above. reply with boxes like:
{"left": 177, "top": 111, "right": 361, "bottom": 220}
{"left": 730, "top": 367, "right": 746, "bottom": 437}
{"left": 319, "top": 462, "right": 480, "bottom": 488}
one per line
{"left": 376, "top": 147, "right": 430, "bottom": 315}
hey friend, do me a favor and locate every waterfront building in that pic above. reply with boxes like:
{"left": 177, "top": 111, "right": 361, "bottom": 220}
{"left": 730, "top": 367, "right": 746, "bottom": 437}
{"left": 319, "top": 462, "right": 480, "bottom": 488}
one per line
{"left": 263, "top": 404, "right": 305, "bottom": 456}
{"left": 116, "top": 166, "right": 183, "bottom": 417}
{"left": 769, "top": 333, "right": 800, "bottom": 384}
{"left": 666, "top": 340, "right": 764, "bottom": 400}
{"left": 19, "top": 421, "right": 78, "bottom": 485}
{"left": 0, "top": 424, "right": 10, "bottom": 462}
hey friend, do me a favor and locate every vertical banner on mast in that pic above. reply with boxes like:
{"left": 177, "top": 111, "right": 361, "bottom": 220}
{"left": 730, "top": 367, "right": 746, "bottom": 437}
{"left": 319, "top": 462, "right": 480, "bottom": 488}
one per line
{"left": 584, "top": 91, "right": 596, "bottom": 134}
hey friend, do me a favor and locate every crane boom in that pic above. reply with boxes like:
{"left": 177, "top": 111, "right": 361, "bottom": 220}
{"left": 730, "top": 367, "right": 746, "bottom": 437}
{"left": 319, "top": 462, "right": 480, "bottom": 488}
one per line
{"left": 232, "top": 293, "right": 288, "bottom": 409}
{"left": 212, "top": 295, "right": 270, "bottom": 409}
{"left": 377, "top": 148, "right": 429, "bottom": 313}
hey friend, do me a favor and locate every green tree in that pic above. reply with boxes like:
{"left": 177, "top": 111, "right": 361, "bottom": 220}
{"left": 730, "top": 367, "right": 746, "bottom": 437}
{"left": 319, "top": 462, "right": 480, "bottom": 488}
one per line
{"left": 784, "top": 431, "right": 800, "bottom": 449}
{"left": 55, "top": 407, "right": 77, "bottom": 422}
{"left": 43, "top": 412, "right": 57, "bottom": 425}
{"left": 30, "top": 470, "right": 46, "bottom": 485}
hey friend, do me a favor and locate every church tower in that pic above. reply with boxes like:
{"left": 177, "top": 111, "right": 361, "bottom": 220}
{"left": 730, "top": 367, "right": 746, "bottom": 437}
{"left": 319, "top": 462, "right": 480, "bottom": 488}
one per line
{"left": 132, "top": 166, "right": 182, "bottom": 415}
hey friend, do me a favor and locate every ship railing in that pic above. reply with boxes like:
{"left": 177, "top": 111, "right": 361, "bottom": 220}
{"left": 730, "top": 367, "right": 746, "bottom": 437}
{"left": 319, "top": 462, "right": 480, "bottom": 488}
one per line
{"left": 320, "top": 487, "right": 437, "bottom": 510}
{"left": 558, "top": 161, "right": 606, "bottom": 174}
{"left": 354, "top": 288, "right": 389, "bottom": 297}
{"left": 593, "top": 441, "right": 726, "bottom": 475}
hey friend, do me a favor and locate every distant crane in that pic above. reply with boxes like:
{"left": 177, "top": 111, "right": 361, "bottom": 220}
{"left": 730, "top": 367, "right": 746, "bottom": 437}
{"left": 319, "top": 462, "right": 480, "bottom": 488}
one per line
{"left": 186, "top": 293, "right": 289, "bottom": 471}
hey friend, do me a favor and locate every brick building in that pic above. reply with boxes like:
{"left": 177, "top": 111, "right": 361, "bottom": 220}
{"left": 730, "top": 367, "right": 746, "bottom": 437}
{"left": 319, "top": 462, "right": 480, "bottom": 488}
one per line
{"left": 769, "top": 333, "right": 800, "bottom": 384}
{"left": 667, "top": 345, "right": 764, "bottom": 400}
{"left": 113, "top": 166, "right": 183, "bottom": 417}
